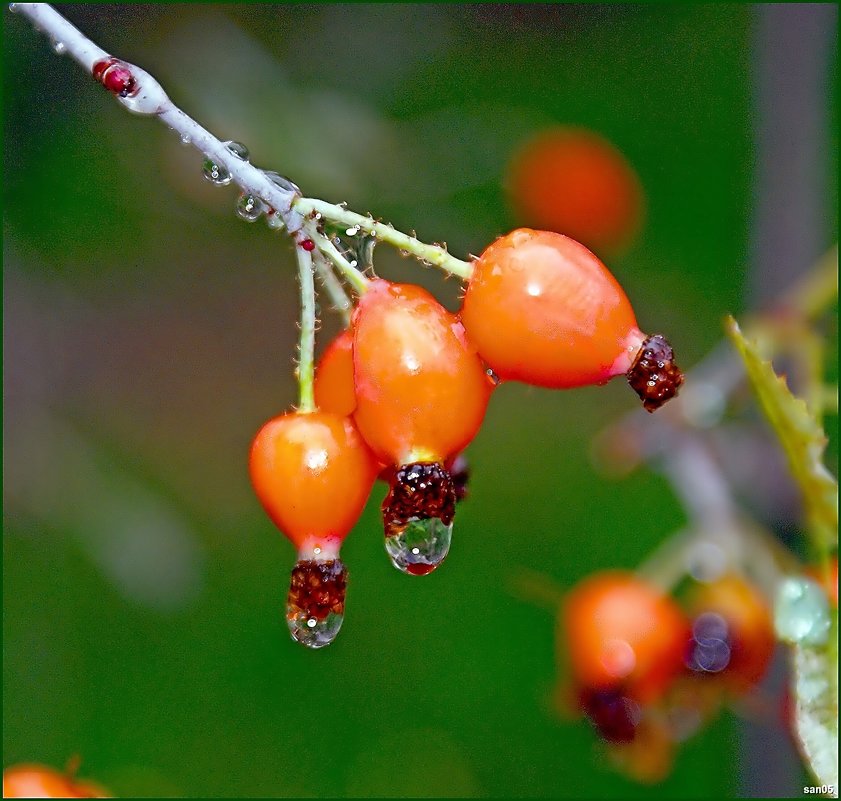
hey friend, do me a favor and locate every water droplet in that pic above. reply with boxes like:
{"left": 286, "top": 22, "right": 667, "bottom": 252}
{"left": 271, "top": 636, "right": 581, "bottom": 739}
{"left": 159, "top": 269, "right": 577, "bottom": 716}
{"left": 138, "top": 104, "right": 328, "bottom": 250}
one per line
{"left": 346, "top": 225, "right": 360, "bottom": 236}
{"left": 485, "top": 367, "right": 501, "bottom": 386}
{"left": 385, "top": 517, "right": 452, "bottom": 575}
{"left": 224, "top": 140, "right": 250, "bottom": 161}
{"left": 51, "top": 39, "right": 66, "bottom": 55}
{"left": 287, "top": 609, "right": 344, "bottom": 649}
{"left": 180, "top": 133, "right": 192, "bottom": 146}
{"left": 264, "top": 170, "right": 300, "bottom": 194}
{"left": 9, "top": 4, "right": 19, "bottom": 13}
{"left": 286, "top": 558, "right": 346, "bottom": 649}
{"left": 266, "top": 212, "right": 285, "bottom": 231}
{"left": 774, "top": 577, "right": 831, "bottom": 645}
{"left": 202, "top": 159, "right": 231, "bottom": 186}
{"left": 235, "top": 193, "right": 266, "bottom": 222}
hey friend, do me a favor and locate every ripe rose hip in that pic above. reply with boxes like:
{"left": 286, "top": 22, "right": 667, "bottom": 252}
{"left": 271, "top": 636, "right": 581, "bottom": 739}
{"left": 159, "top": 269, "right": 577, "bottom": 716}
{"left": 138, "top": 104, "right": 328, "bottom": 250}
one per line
{"left": 685, "top": 574, "right": 775, "bottom": 692}
{"left": 460, "top": 229, "right": 683, "bottom": 410}
{"left": 351, "top": 279, "right": 493, "bottom": 574}
{"left": 314, "top": 328, "right": 356, "bottom": 417}
{"left": 249, "top": 410, "right": 378, "bottom": 647}
{"left": 507, "top": 126, "right": 644, "bottom": 254}
{"left": 562, "top": 572, "right": 689, "bottom": 705}
{"left": 3, "top": 764, "right": 109, "bottom": 798}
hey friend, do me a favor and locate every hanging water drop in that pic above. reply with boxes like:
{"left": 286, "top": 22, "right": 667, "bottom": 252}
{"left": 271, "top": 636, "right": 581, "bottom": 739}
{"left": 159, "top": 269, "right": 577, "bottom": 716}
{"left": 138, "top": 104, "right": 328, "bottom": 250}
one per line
{"left": 486, "top": 367, "right": 501, "bottom": 386}
{"left": 236, "top": 192, "right": 266, "bottom": 222}
{"left": 51, "top": 39, "right": 66, "bottom": 55}
{"left": 345, "top": 225, "right": 361, "bottom": 236}
{"left": 180, "top": 133, "right": 192, "bottom": 146}
{"left": 774, "top": 577, "right": 831, "bottom": 646}
{"left": 224, "top": 140, "right": 250, "bottom": 161}
{"left": 385, "top": 516, "right": 453, "bottom": 576}
{"left": 266, "top": 212, "right": 285, "bottom": 231}
{"left": 382, "top": 462, "right": 456, "bottom": 576}
{"left": 286, "top": 559, "right": 347, "bottom": 649}
{"left": 202, "top": 159, "right": 231, "bottom": 186}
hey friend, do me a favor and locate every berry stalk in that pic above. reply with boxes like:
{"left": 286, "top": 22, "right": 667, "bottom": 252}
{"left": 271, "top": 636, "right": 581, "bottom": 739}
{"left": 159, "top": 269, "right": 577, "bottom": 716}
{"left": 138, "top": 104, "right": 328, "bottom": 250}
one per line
{"left": 295, "top": 245, "right": 317, "bottom": 413}
{"left": 296, "top": 197, "right": 474, "bottom": 280}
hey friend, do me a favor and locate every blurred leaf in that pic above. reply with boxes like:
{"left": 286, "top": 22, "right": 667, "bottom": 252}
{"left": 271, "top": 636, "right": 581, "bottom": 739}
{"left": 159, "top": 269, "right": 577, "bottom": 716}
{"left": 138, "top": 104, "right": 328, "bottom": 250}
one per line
{"left": 725, "top": 317, "right": 838, "bottom": 553}
{"left": 789, "top": 614, "right": 838, "bottom": 793}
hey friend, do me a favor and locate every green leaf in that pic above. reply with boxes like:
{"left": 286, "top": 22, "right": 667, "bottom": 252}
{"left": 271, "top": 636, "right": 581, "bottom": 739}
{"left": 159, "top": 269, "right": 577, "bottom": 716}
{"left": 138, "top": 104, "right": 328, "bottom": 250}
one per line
{"left": 789, "top": 613, "right": 839, "bottom": 793}
{"left": 725, "top": 316, "right": 838, "bottom": 553}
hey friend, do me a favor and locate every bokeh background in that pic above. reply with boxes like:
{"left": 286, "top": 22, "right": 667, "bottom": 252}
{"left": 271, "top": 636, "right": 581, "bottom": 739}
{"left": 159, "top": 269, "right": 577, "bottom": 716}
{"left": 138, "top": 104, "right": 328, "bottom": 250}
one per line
{"left": 3, "top": 4, "right": 837, "bottom": 798}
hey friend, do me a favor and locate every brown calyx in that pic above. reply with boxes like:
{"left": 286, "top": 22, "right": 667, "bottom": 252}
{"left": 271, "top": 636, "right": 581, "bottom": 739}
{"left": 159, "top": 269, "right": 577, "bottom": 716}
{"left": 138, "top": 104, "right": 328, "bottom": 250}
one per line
{"left": 382, "top": 462, "right": 456, "bottom": 538}
{"left": 287, "top": 559, "right": 347, "bottom": 621}
{"left": 626, "top": 334, "right": 684, "bottom": 412}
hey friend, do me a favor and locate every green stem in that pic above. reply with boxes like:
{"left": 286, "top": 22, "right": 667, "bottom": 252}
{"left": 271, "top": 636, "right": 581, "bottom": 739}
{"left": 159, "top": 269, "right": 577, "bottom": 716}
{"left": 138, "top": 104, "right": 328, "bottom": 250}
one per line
{"left": 295, "top": 197, "right": 474, "bottom": 281}
{"left": 313, "top": 251, "right": 352, "bottom": 327}
{"left": 310, "top": 228, "right": 371, "bottom": 295}
{"left": 295, "top": 245, "right": 317, "bottom": 413}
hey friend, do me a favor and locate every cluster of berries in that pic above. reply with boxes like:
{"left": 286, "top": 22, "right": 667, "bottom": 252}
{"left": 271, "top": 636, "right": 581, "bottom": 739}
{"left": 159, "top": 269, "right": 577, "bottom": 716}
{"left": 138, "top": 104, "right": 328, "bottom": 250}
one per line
{"left": 249, "top": 228, "right": 684, "bottom": 648}
{"left": 557, "top": 570, "right": 780, "bottom": 782}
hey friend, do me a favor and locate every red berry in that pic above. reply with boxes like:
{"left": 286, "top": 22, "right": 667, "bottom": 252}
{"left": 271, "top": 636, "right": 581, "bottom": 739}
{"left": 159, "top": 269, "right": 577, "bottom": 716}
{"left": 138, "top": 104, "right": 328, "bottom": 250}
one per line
{"left": 249, "top": 411, "right": 378, "bottom": 554}
{"left": 562, "top": 572, "right": 689, "bottom": 704}
{"left": 314, "top": 328, "right": 356, "bottom": 417}
{"left": 352, "top": 278, "right": 491, "bottom": 465}
{"left": 351, "top": 279, "right": 492, "bottom": 574}
{"left": 300, "top": 238, "right": 316, "bottom": 252}
{"left": 249, "top": 410, "right": 378, "bottom": 647}
{"left": 3, "top": 764, "right": 109, "bottom": 798}
{"left": 507, "top": 127, "right": 644, "bottom": 253}
{"left": 461, "top": 229, "right": 683, "bottom": 409}
{"left": 685, "top": 574, "right": 775, "bottom": 692}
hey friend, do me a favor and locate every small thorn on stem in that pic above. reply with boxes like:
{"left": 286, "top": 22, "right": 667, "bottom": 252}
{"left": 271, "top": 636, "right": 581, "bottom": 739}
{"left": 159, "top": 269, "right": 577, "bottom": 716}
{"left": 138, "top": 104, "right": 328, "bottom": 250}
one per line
{"left": 626, "top": 334, "right": 684, "bottom": 412}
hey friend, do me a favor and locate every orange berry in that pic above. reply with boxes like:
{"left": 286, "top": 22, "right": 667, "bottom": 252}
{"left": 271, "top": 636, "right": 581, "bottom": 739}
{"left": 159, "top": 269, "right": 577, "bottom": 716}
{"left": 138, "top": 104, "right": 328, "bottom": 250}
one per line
{"left": 352, "top": 278, "right": 492, "bottom": 466}
{"left": 562, "top": 572, "right": 689, "bottom": 704}
{"left": 685, "top": 574, "right": 775, "bottom": 692}
{"left": 249, "top": 411, "right": 378, "bottom": 553}
{"left": 3, "top": 764, "right": 109, "bottom": 798}
{"left": 314, "top": 328, "right": 356, "bottom": 417}
{"left": 461, "top": 229, "right": 683, "bottom": 409}
{"left": 507, "top": 126, "right": 643, "bottom": 253}
{"left": 351, "top": 279, "right": 492, "bottom": 575}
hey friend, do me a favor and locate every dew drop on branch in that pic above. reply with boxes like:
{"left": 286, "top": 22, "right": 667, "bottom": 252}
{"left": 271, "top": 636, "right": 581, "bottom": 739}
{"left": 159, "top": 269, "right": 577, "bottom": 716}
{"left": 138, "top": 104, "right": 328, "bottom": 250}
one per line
{"left": 235, "top": 193, "right": 266, "bottom": 222}
{"left": 202, "top": 159, "right": 231, "bottom": 186}
{"left": 264, "top": 170, "right": 300, "bottom": 194}
{"left": 224, "top": 141, "right": 250, "bottom": 161}
{"left": 774, "top": 577, "right": 832, "bottom": 645}
{"left": 50, "top": 39, "right": 66, "bottom": 55}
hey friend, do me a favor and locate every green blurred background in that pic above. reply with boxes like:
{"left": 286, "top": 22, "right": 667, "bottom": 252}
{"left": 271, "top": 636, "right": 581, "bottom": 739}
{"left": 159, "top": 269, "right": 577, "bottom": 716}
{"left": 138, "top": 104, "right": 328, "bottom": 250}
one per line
{"left": 3, "top": 4, "right": 837, "bottom": 798}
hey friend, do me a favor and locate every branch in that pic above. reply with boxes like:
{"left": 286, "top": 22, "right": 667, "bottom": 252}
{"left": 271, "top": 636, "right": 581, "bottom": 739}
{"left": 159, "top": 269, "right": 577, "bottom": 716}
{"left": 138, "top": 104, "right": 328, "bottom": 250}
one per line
{"left": 10, "top": 3, "right": 474, "bottom": 281}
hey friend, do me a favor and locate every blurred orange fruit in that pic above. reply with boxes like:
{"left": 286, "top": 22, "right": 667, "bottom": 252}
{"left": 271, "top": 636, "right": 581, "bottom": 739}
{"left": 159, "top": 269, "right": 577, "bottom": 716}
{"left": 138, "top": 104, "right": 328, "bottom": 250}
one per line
{"left": 507, "top": 127, "right": 644, "bottom": 254}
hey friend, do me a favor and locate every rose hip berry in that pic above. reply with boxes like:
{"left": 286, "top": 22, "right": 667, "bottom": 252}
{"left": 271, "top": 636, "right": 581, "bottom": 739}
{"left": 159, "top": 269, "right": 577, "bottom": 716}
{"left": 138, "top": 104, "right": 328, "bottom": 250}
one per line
{"left": 507, "top": 127, "right": 644, "bottom": 254}
{"left": 562, "top": 571, "right": 689, "bottom": 704}
{"left": 351, "top": 278, "right": 492, "bottom": 574}
{"left": 314, "top": 328, "right": 356, "bottom": 417}
{"left": 685, "top": 574, "right": 775, "bottom": 692}
{"left": 249, "top": 410, "right": 378, "bottom": 647}
{"left": 3, "top": 764, "right": 108, "bottom": 798}
{"left": 461, "top": 229, "right": 683, "bottom": 409}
